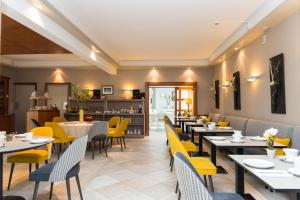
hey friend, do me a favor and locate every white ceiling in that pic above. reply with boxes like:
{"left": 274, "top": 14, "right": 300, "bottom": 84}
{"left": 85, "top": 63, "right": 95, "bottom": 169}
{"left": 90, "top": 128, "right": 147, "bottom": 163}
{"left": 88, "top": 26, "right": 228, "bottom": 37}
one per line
{"left": 48, "top": 0, "right": 266, "bottom": 61}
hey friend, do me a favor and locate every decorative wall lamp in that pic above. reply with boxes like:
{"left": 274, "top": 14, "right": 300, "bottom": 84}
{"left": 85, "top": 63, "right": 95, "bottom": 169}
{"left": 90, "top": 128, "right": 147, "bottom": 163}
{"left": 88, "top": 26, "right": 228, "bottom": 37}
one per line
{"left": 245, "top": 75, "right": 259, "bottom": 82}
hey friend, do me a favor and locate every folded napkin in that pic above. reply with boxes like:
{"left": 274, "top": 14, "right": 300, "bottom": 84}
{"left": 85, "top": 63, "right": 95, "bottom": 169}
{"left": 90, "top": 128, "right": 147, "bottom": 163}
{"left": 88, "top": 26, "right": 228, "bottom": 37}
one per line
{"left": 212, "top": 140, "right": 230, "bottom": 144}
{"left": 254, "top": 170, "right": 292, "bottom": 178}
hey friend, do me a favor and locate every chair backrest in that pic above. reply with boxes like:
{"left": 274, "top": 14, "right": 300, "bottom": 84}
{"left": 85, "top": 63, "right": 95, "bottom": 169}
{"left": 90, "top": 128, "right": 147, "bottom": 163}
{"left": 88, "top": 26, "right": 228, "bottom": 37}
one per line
{"left": 31, "top": 127, "right": 53, "bottom": 159}
{"left": 168, "top": 129, "right": 189, "bottom": 158}
{"left": 291, "top": 126, "right": 300, "bottom": 149}
{"left": 109, "top": 116, "right": 120, "bottom": 128}
{"left": 49, "top": 135, "right": 88, "bottom": 182}
{"left": 45, "top": 122, "right": 69, "bottom": 141}
{"left": 53, "top": 116, "right": 67, "bottom": 123}
{"left": 87, "top": 121, "right": 109, "bottom": 142}
{"left": 174, "top": 152, "right": 213, "bottom": 200}
{"left": 31, "top": 119, "right": 41, "bottom": 128}
{"left": 114, "top": 119, "right": 129, "bottom": 136}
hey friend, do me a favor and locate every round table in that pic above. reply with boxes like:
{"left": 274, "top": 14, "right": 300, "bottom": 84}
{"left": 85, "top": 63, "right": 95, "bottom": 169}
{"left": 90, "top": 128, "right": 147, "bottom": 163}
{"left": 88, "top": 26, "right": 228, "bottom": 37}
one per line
{"left": 58, "top": 121, "right": 93, "bottom": 138}
{"left": 0, "top": 136, "right": 53, "bottom": 200}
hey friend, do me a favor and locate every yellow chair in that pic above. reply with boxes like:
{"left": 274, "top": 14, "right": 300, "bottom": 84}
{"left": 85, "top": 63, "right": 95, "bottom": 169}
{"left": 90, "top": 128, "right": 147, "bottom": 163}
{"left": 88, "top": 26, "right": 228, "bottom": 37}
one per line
{"left": 107, "top": 119, "right": 129, "bottom": 151}
{"left": 52, "top": 116, "right": 67, "bottom": 123}
{"left": 217, "top": 121, "right": 230, "bottom": 127}
{"left": 274, "top": 137, "right": 291, "bottom": 155}
{"left": 7, "top": 127, "right": 53, "bottom": 190}
{"left": 45, "top": 122, "right": 75, "bottom": 158}
{"left": 108, "top": 116, "right": 121, "bottom": 132}
{"left": 168, "top": 130, "right": 217, "bottom": 192}
{"left": 164, "top": 121, "right": 198, "bottom": 153}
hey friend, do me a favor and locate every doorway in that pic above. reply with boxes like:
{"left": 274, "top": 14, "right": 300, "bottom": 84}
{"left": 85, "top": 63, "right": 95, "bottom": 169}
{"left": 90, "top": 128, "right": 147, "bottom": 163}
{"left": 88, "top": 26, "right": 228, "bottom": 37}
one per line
{"left": 45, "top": 83, "right": 71, "bottom": 117}
{"left": 145, "top": 82, "right": 197, "bottom": 136}
{"left": 14, "top": 83, "right": 37, "bottom": 133}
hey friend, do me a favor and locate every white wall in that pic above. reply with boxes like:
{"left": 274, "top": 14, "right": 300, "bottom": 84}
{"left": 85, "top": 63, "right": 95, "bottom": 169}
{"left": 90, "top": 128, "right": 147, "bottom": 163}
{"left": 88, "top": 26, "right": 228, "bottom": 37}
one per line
{"left": 211, "top": 11, "right": 300, "bottom": 125}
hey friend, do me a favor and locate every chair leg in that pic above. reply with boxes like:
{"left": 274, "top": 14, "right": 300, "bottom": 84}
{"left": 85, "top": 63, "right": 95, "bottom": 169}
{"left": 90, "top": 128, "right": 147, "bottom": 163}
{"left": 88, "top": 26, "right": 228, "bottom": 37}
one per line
{"left": 66, "top": 178, "right": 71, "bottom": 200}
{"left": 99, "top": 141, "right": 102, "bottom": 153}
{"left": 203, "top": 175, "right": 207, "bottom": 187}
{"left": 120, "top": 137, "right": 123, "bottom": 151}
{"left": 36, "top": 163, "right": 39, "bottom": 170}
{"left": 7, "top": 163, "right": 15, "bottom": 190}
{"left": 178, "top": 190, "right": 181, "bottom": 200}
{"left": 49, "top": 182, "right": 54, "bottom": 199}
{"left": 122, "top": 136, "right": 126, "bottom": 149}
{"left": 76, "top": 175, "right": 83, "bottom": 200}
{"left": 175, "top": 180, "right": 179, "bottom": 193}
{"left": 105, "top": 138, "right": 109, "bottom": 157}
{"left": 92, "top": 141, "right": 95, "bottom": 160}
{"left": 110, "top": 138, "right": 113, "bottom": 148}
{"left": 169, "top": 156, "right": 173, "bottom": 167}
{"left": 170, "top": 158, "right": 174, "bottom": 172}
{"left": 33, "top": 181, "right": 40, "bottom": 200}
{"left": 58, "top": 143, "right": 62, "bottom": 159}
{"left": 45, "top": 160, "right": 48, "bottom": 164}
{"left": 208, "top": 176, "right": 214, "bottom": 192}
{"left": 29, "top": 163, "right": 32, "bottom": 175}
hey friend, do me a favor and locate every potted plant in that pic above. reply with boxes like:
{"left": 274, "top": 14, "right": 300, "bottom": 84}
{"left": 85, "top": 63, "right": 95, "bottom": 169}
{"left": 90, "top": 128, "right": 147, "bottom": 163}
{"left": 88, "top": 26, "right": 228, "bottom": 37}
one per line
{"left": 72, "top": 84, "right": 91, "bottom": 122}
{"left": 263, "top": 128, "right": 278, "bottom": 159}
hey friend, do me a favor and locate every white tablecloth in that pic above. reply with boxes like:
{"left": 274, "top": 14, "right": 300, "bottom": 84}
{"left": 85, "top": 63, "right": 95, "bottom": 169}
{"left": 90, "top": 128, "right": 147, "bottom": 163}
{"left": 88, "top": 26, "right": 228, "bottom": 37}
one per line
{"left": 58, "top": 121, "right": 93, "bottom": 138}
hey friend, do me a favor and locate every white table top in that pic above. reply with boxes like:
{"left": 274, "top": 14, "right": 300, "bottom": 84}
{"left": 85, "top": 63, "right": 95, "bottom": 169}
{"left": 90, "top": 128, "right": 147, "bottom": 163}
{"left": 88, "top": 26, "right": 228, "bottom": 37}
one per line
{"left": 204, "top": 136, "right": 286, "bottom": 148}
{"left": 192, "top": 127, "right": 234, "bottom": 133}
{"left": 0, "top": 136, "right": 53, "bottom": 154}
{"left": 184, "top": 121, "right": 204, "bottom": 126}
{"left": 229, "top": 155, "right": 300, "bottom": 192}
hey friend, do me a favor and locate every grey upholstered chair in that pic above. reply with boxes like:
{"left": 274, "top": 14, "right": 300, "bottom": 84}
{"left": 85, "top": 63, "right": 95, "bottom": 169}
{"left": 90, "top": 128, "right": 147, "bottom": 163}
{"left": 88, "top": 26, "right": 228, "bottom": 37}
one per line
{"left": 29, "top": 135, "right": 88, "bottom": 200}
{"left": 174, "top": 152, "right": 243, "bottom": 200}
{"left": 87, "top": 121, "right": 109, "bottom": 159}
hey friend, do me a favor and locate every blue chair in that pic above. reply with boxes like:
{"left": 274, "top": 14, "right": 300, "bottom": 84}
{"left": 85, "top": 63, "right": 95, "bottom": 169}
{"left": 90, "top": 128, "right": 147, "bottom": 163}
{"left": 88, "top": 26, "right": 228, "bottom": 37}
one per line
{"left": 29, "top": 135, "right": 88, "bottom": 200}
{"left": 174, "top": 152, "right": 244, "bottom": 200}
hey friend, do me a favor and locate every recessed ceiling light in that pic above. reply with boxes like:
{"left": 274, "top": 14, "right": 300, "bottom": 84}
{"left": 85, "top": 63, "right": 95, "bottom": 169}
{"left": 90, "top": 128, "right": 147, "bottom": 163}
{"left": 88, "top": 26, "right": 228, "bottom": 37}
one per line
{"left": 234, "top": 47, "right": 239, "bottom": 51}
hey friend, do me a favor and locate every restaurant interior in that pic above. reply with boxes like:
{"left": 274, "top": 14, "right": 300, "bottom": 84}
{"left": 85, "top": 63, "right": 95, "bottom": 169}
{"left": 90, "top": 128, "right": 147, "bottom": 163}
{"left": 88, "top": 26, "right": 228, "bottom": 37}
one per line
{"left": 0, "top": 0, "right": 300, "bottom": 199}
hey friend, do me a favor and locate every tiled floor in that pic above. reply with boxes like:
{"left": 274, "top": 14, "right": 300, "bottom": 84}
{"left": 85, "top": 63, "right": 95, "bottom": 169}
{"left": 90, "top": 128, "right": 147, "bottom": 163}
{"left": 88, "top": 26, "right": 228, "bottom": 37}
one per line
{"left": 3, "top": 131, "right": 289, "bottom": 200}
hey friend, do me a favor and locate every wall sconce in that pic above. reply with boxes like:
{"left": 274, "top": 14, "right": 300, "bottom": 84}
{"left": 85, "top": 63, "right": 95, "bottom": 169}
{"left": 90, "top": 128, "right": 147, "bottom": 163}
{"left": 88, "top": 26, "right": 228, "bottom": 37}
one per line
{"left": 220, "top": 83, "right": 230, "bottom": 89}
{"left": 245, "top": 75, "right": 259, "bottom": 82}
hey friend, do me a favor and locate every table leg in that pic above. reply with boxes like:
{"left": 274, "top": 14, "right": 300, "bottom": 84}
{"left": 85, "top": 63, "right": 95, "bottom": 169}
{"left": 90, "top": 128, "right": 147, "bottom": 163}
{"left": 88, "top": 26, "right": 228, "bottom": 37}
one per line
{"left": 289, "top": 193, "right": 300, "bottom": 200}
{"left": 191, "top": 129, "right": 194, "bottom": 143}
{"left": 197, "top": 133, "right": 209, "bottom": 157}
{"left": 1, "top": 153, "right": 3, "bottom": 198}
{"left": 237, "top": 148, "right": 244, "bottom": 155}
{"left": 211, "top": 144, "right": 227, "bottom": 174}
{"left": 235, "top": 163, "right": 245, "bottom": 196}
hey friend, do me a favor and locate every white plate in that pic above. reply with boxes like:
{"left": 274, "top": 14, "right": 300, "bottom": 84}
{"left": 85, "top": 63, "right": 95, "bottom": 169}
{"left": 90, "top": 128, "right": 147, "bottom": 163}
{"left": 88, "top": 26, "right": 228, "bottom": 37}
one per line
{"left": 209, "top": 136, "right": 226, "bottom": 141}
{"left": 30, "top": 138, "right": 49, "bottom": 144}
{"left": 219, "top": 127, "right": 233, "bottom": 130}
{"left": 230, "top": 139, "right": 245, "bottom": 143}
{"left": 243, "top": 159, "right": 274, "bottom": 169}
{"left": 15, "top": 134, "right": 26, "bottom": 138}
{"left": 21, "top": 138, "right": 31, "bottom": 141}
{"left": 250, "top": 136, "right": 267, "bottom": 141}
{"left": 195, "top": 128, "right": 206, "bottom": 131}
{"left": 288, "top": 168, "right": 300, "bottom": 176}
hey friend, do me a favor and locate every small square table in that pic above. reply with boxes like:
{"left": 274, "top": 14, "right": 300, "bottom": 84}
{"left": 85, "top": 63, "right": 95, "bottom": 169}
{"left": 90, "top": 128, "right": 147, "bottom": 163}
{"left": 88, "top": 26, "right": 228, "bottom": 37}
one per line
{"left": 176, "top": 118, "right": 197, "bottom": 132}
{"left": 203, "top": 136, "right": 286, "bottom": 174}
{"left": 184, "top": 121, "right": 204, "bottom": 141}
{"left": 230, "top": 155, "right": 300, "bottom": 200}
{"left": 191, "top": 127, "right": 234, "bottom": 157}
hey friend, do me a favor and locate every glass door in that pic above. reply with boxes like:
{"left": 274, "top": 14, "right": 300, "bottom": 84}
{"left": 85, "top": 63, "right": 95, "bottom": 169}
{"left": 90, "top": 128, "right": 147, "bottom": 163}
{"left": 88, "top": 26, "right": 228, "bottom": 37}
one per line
{"left": 175, "top": 87, "right": 193, "bottom": 117}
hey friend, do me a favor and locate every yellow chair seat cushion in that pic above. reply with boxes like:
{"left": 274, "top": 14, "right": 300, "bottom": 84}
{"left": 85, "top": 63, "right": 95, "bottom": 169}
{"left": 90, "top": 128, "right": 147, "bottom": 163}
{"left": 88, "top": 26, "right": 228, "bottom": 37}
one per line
{"left": 274, "top": 137, "right": 290, "bottom": 155}
{"left": 181, "top": 141, "right": 197, "bottom": 152}
{"left": 189, "top": 157, "right": 217, "bottom": 176}
{"left": 108, "top": 131, "right": 125, "bottom": 137}
{"left": 53, "top": 135, "right": 75, "bottom": 144}
{"left": 204, "top": 117, "right": 212, "bottom": 123}
{"left": 217, "top": 121, "right": 230, "bottom": 127}
{"left": 109, "top": 128, "right": 116, "bottom": 132}
{"left": 175, "top": 127, "right": 182, "bottom": 134}
{"left": 7, "top": 150, "right": 48, "bottom": 163}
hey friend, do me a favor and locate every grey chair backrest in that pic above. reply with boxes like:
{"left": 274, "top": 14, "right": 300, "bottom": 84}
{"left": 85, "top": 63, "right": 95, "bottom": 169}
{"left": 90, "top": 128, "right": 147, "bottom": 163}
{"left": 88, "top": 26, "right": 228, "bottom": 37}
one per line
{"left": 291, "top": 127, "right": 300, "bottom": 149}
{"left": 174, "top": 152, "right": 213, "bottom": 200}
{"left": 245, "top": 119, "right": 293, "bottom": 138}
{"left": 49, "top": 135, "right": 88, "bottom": 182}
{"left": 224, "top": 115, "right": 248, "bottom": 133}
{"left": 87, "top": 121, "right": 109, "bottom": 142}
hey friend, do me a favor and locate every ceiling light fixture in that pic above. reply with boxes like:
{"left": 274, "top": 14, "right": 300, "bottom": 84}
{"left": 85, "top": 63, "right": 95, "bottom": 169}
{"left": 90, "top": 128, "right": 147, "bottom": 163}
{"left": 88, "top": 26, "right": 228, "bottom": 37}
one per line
{"left": 245, "top": 75, "right": 259, "bottom": 82}
{"left": 234, "top": 47, "right": 239, "bottom": 51}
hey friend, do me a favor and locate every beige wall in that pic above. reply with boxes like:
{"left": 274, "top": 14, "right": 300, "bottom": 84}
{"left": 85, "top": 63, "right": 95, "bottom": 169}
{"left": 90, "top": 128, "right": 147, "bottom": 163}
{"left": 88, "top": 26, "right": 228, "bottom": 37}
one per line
{"left": 13, "top": 67, "right": 213, "bottom": 114}
{"left": 0, "top": 65, "right": 16, "bottom": 114}
{"left": 211, "top": 11, "right": 300, "bottom": 125}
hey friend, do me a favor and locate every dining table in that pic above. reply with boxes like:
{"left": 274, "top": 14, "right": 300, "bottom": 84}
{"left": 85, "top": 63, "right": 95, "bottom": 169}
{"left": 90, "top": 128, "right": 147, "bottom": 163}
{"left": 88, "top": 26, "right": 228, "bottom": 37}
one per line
{"left": 184, "top": 121, "right": 204, "bottom": 142}
{"left": 58, "top": 121, "right": 94, "bottom": 138}
{"left": 230, "top": 155, "right": 300, "bottom": 200}
{"left": 203, "top": 135, "right": 286, "bottom": 174}
{"left": 0, "top": 136, "right": 53, "bottom": 200}
{"left": 176, "top": 118, "right": 197, "bottom": 133}
{"left": 191, "top": 127, "right": 234, "bottom": 157}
